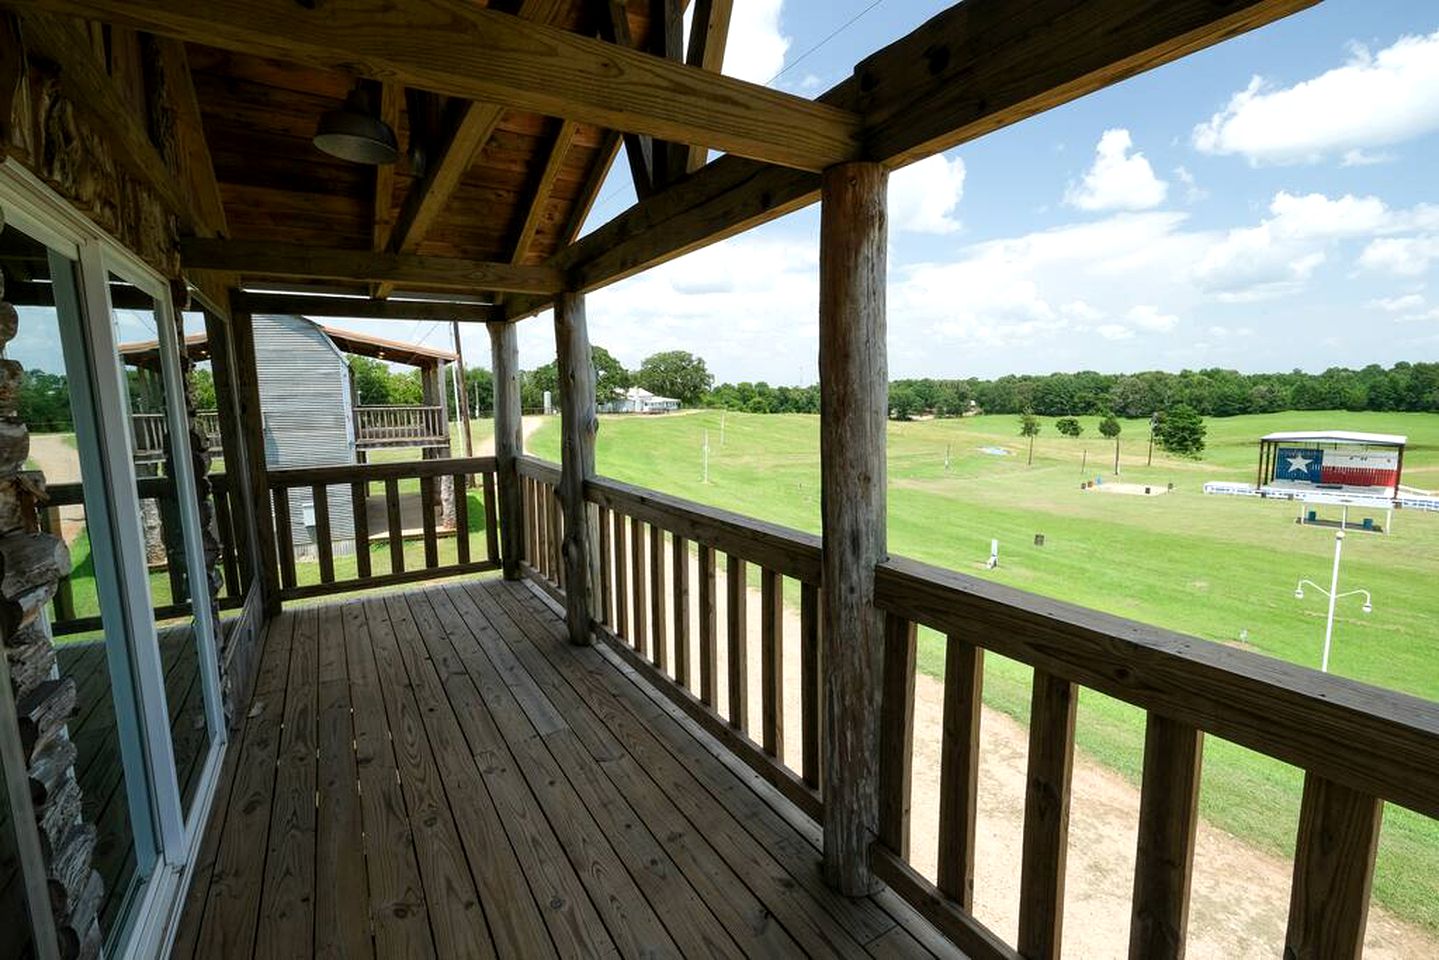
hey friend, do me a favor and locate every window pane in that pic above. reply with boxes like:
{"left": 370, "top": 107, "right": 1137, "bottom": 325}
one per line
{"left": 110, "top": 277, "right": 214, "bottom": 819}
{"left": 3, "top": 225, "right": 153, "bottom": 944}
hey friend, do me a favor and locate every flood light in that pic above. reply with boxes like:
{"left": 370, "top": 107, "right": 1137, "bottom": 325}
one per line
{"left": 314, "top": 86, "right": 398, "bottom": 165}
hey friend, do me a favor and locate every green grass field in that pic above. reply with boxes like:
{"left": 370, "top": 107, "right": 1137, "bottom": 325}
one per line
{"left": 528, "top": 408, "right": 1439, "bottom": 932}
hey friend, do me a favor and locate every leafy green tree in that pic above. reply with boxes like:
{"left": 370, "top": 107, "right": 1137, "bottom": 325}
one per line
{"left": 191, "top": 368, "right": 217, "bottom": 411}
{"left": 17, "top": 369, "right": 73, "bottom": 432}
{"left": 1155, "top": 404, "right": 1206, "bottom": 457}
{"left": 593, "top": 346, "right": 631, "bottom": 406}
{"left": 1019, "top": 410, "right": 1040, "bottom": 465}
{"left": 464, "top": 367, "right": 494, "bottom": 414}
{"left": 635, "top": 350, "right": 710, "bottom": 405}
{"left": 1099, "top": 413, "right": 1121, "bottom": 473}
{"left": 890, "top": 384, "right": 920, "bottom": 420}
{"left": 1055, "top": 416, "right": 1082, "bottom": 438}
{"left": 348, "top": 355, "right": 395, "bottom": 405}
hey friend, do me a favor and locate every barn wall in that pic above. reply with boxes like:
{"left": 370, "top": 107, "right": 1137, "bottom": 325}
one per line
{"left": 253, "top": 314, "right": 356, "bottom": 546}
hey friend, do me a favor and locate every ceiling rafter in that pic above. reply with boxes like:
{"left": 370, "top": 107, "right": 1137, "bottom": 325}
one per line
{"left": 682, "top": 0, "right": 732, "bottom": 173}
{"left": 510, "top": 119, "right": 578, "bottom": 266}
{"left": 593, "top": 0, "right": 655, "bottom": 201}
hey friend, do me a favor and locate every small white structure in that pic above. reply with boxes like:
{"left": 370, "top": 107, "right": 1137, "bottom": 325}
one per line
{"left": 605, "top": 386, "right": 681, "bottom": 414}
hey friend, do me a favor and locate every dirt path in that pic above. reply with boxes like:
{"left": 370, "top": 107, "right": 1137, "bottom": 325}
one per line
{"left": 472, "top": 415, "right": 545, "bottom": 458}
{"left": 29, "top": 433, "right": 85, "bottom": 542}
{"left": 608, "top": 545, "right": 1436, "bottom": 959}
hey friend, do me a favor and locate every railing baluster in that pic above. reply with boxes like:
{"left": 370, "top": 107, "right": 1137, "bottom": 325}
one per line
{"left": 1018, "top": 670, "right": 1078, "bottom": 960}
{"left": 455, "top": 473, "right": 472, "bottom": 565}
{"left": 650, "top": 525, "right": 667, "bottom": 672}
{"left": 937, "top": 636, "right": 983, "bottom": 910}
{"left": 384, "top": 477, "right": 404, "bottom": 574}
{"left": 613, "top": 510, "right": 628, "bottom": 638}
{"left": 480, "top": 470, "right": 497, "bottom": 563}
{"left": 760, "top": 569, "right": 784, "bottom": 760}
{"left": 273, "top": 486, "right": 296, "bottom": 589}
{"left": 801, "top": 581, "right": 821, "bottom": 791}
{"left": 313, "top": 483, "right": 334, "bottom": 584}
{"left": 879, "top": 613, "right": 917, "bottom": 857}
{"left": 1285, "top": 773, "right": 1382, "bottom": 960}
{"left": 550, "top": 483, "right": 563, "bottom": 587}
{"left": 351, "top": 481, "right": 371, "bottom": 580}
{"left": 535, "top": 479, "right": 548, "bottom": 577}
{"left": 630, "top": 517, "right": 647, "bottom": 657}
{"left": 526, "top": 477, "right": 539, "bottom": 571}
{"left": 210, "top": 480, "right": 241, "bottom": 600}
{"left": 1129, "top": 713, "right": 1203, "bottom": 960}
{"left": 420, "top": 475, "right": 439, "bottom": 569}
{"left": 726, "top": 554, "right": 747, "bottom": 732}
{"left": 597, "top": 504, "right": 612, "bottom": 627}
{"left": 698, "top": 545, "right": 718, "bottom": 707}
{"left": 672, "top": 534, "right": 690, "bottom": 690}
{"left": 40, "top": 505, "right": 77, "bottom": 624}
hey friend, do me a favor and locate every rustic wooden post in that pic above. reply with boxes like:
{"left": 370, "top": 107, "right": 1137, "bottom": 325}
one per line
{"left": 817, "top": 160, "right": 888, "bottom": 896}
{"left": 489, "top": 320, "right": 524, "bottom": 580}
{"left": 228, "top": 290, "right": 282, "bottom": 616}
{"left": 554, "top": 292, "right": 596, "bottom": 645}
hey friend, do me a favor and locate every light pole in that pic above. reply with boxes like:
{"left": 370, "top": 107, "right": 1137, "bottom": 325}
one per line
{"left": 1294, "top": 530, "right": 1372, "bottom": 673}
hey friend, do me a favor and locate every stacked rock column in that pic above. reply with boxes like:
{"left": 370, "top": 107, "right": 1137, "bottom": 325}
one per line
{"left": 0, "top": 236, "right": 104, "bottom": 958}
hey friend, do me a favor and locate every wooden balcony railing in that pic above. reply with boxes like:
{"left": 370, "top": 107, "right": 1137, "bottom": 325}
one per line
{"left": 267, "top": 455, "right": 499, "bottom": 602}
{"left": 352, "top": 404, "right": 448, "bottom": 448}
{"left": 130, "top": 410, "right": 223, "bottom": 463}
{"left": 40, "top": 472, "right": 247, "bottom": 635}
{"left": 513, "top": 454, "right": 1439, "bottom": 960}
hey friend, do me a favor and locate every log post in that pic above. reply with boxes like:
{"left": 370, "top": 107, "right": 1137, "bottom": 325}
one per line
{"left": 489, "top": 320, "right": 524, "bottom": 580}
{"left": 554, "top": 292, "right": 597, "bottom": 645}
{"left": 228, "top": 291, "right": 281, "bottom": 616}
{"left": 0, "top": 252, "right": 98, "bottom": 958}
{"left": 817, "top": 160, "right": 888, "bottom": 896}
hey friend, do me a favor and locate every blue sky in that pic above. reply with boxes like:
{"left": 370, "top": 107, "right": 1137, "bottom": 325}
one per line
{"left": 504, "top": 0, "right": 1439, "bottom": 385}
{"left": 12, "top": 1, "right": 1439, "bottom": 390}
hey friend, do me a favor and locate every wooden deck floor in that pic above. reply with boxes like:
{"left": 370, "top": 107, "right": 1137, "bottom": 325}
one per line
{"left": 170, "top": 578, "right": 959, "bottom": 959}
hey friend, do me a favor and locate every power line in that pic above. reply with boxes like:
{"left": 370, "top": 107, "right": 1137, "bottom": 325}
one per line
{"left": 586, "top": 0, "right": 893, "bottom": 222}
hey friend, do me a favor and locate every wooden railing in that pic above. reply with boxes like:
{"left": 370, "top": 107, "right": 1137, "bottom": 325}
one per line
{"left": 513, "top": 455, "right": 1439, "bottom": 960}
{"left": 41, "top": 472, "right": 246, "bottom": 635}
{"left": 130, "top": 410, "right": 223, "bottom": 463}
{"left": 353, "top": 404, "right": 448, "bottom": 448}
{"left": 868, "top": 556, "right": 1439, "bottom": 960}
{"left": 518, "top": 454, "right": 826, "bottom": 819}
{"left": 267, "top": 456, "right": 499, "bottom": 602}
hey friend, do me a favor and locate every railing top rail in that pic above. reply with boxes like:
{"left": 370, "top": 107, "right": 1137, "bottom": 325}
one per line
{"left": 354, "top": 404, "right": 445, "bottom": 411}
{"left": 268, "top": 455, "right": 496, "bottom": 487}
{"left": 875, "top": 553, "right": 1439, "bottom": 819}
{"left": 517, "top": 455, "right": 562, "bottom": 485}
{"left": 586, "top": 472, "right": 823, "bottom": 584}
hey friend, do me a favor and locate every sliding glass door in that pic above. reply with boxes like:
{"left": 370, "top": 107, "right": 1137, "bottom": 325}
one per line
{"left": 1, "top": 169, "right": 225, "bottom": 959}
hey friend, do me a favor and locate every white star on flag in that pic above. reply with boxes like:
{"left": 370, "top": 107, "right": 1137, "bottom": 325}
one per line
{"left": 1286, "top": 453, "right": 1313, "bottom": 475}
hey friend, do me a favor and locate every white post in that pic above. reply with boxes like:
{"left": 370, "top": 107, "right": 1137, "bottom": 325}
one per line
{"left": 720, "top": 411, "right": 726, "bottom": 446}
{"left": 702, "top": 429, "right": 710, "bottom": 484}
{"left": 1321, "top": 530, "right": 1344, "bottom": 673}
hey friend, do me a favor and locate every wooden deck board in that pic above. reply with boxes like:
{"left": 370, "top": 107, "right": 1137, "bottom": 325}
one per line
{"left": 172, "top": 578, "right": 954, "bottom": 959}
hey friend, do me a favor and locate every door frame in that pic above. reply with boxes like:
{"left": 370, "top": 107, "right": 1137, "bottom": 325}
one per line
{"left": 0, "top": 160, "right": 229, "bottom": 960}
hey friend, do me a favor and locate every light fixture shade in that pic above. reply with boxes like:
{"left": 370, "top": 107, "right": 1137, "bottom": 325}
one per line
{"left": 314, "top": 88, "right": 398, "bottom": 165}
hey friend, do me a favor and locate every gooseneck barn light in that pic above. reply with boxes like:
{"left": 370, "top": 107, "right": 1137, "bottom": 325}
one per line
{"left": 313, "top": 85, "right": 398, "bottom": 165}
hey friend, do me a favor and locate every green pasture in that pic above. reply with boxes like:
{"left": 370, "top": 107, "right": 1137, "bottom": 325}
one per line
{"left": 529, "top": 408, "right": 1439, "bottom": 932}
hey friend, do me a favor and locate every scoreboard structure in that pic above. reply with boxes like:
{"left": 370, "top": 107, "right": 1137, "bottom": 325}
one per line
{"left": 1257, "top": 430, "right": 1405, "bottom": 499}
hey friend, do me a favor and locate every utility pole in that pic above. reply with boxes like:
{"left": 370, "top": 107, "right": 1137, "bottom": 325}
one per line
{"left": 1147, "top": 413, "right": 1156, "bottom": 467}
{"left": 452, "top": 321, "right": 474, "bottom": 486}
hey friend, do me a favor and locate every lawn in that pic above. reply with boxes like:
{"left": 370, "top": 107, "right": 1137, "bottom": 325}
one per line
{"left": 528, "top": 408, "right": 1439, "bottom": 933}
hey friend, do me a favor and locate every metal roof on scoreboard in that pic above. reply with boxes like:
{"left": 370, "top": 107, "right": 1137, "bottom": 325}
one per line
{"left": 1260, "top": 430, "right": 1407, "bottom": 447}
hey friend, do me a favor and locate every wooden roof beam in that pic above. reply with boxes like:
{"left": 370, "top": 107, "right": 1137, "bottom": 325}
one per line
{"left": 16, "top": 12, "right": 203, "bottom": 232}
{"left": 31, "top": 0, "right": 862, "bottom": 172}
{"left": 510, "top": 119, "right": 578, "bottom": 265}
{"left": 593, "top": 0, "right": 655, "bottom": 200}
{"left": 682, "top": 0, "right": 733, "bottom": 174}
{"left": 236, "top": 292, "right": 501, "bottom": 323}
{"left": 182, "top": 238, "right": 565, "bottom": 294}
{"left": 522, "top": 0, "right": 1318, "bottom": 312}
{"left": 154, "top": 37, "right": 227, "bottom": 235}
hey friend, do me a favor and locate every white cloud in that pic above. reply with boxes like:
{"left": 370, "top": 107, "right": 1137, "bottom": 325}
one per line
{"left": 1173, "top": 166, "right": 1205, "bottom": 203}
{"left": 1194, "top": 191, "right": 1391, "bottom": 300}
{"left": 720, "top": 0, "right": 789, "bottom": 85}
{"left": 1368, "top": 293, "right": 1425, "bottom": 312}
{"left": 1125, "top": 304, "right": 1179, "bottom": 332}
{"left": 1193, "top": 30, "right": 1439, "bottom": 164}
{"left": 889, "top": 154, "right": 966, "bottom": 234}
{"left": 1359, "top": 235, "right": 1439, "bottom": 276}
{"left": 1064, "top": 129, "right": 1168, "bottom": 212}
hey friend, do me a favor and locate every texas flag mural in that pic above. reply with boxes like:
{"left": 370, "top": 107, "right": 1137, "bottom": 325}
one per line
{"left": 1274, "top": 446, "right": 1400, "bottom": 493}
